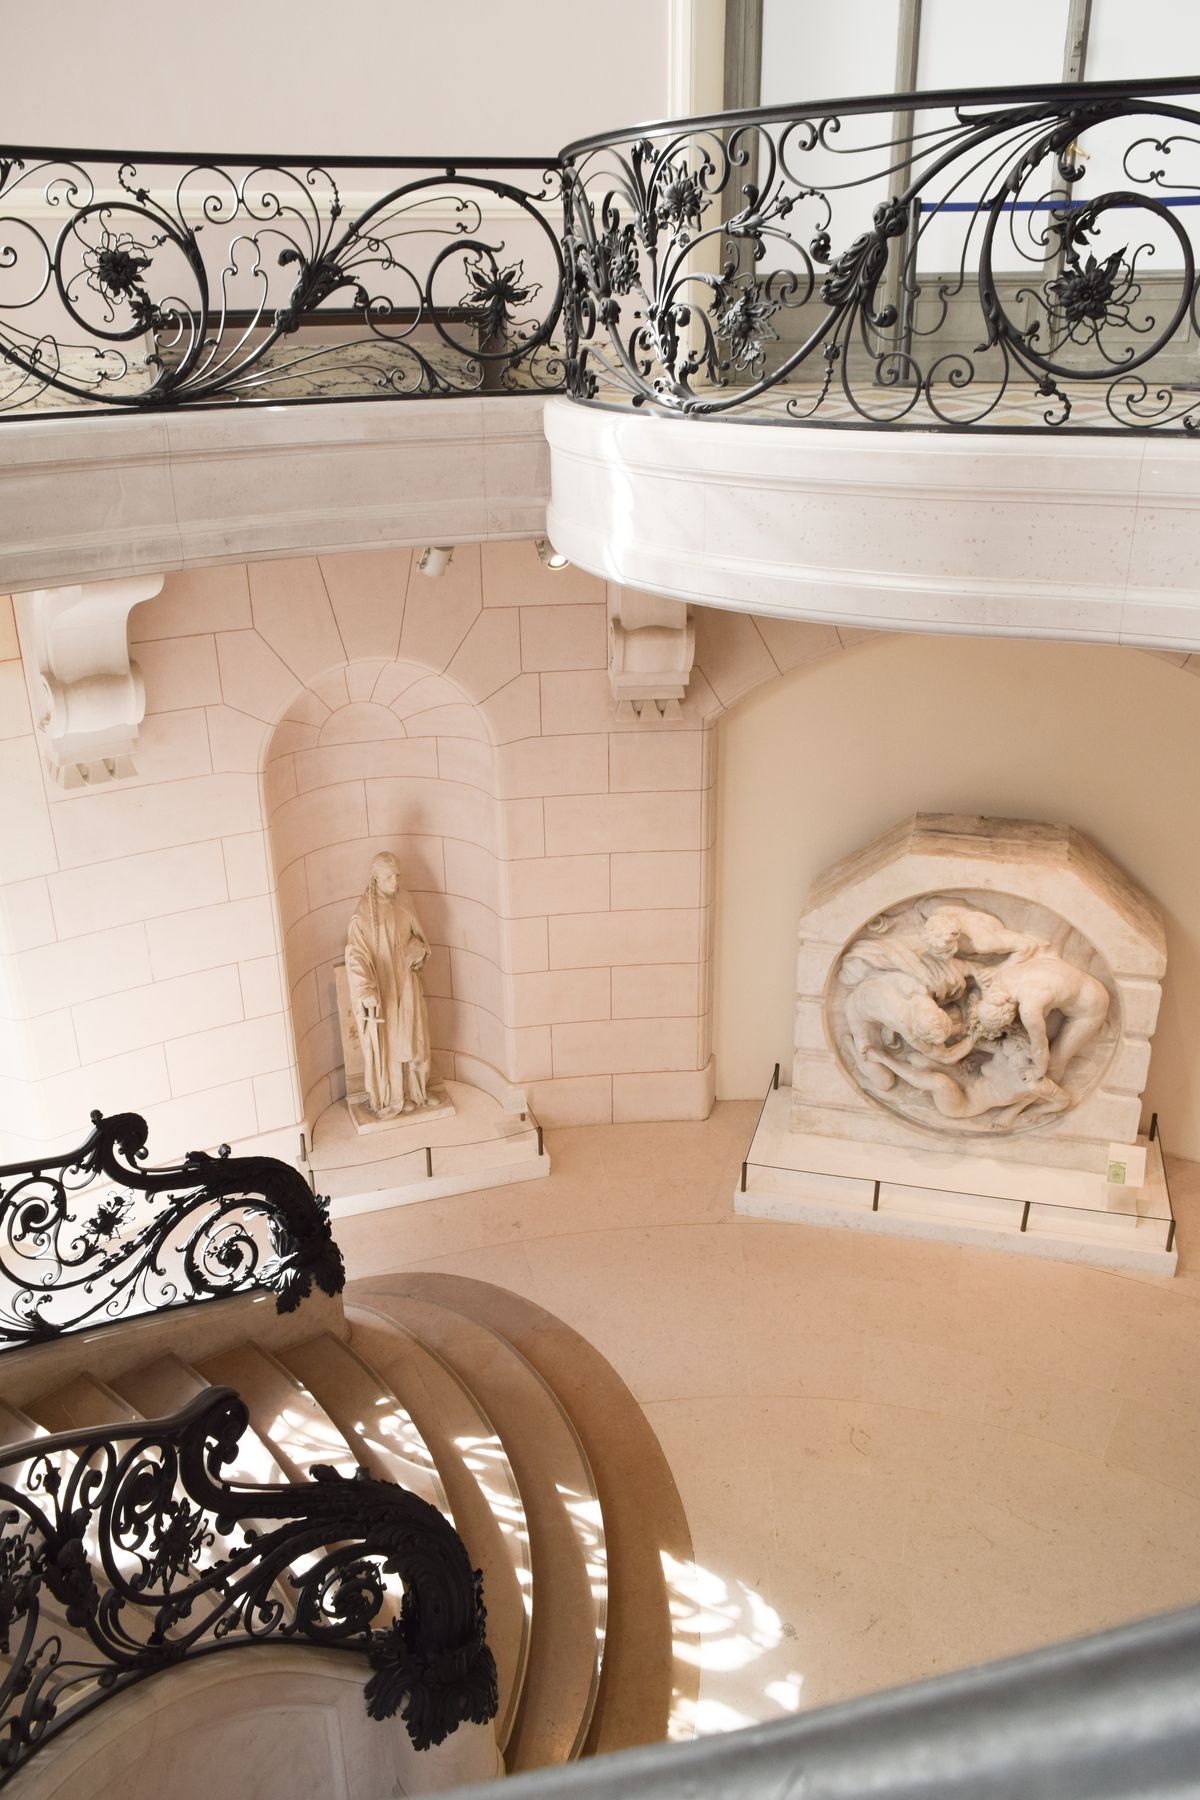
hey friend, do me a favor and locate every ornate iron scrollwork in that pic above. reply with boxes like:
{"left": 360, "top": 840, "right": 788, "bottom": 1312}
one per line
{"left": 0, "top": 1387, "right": 498, "bottom": 1780}
{"left": 560, "top": 77, "right": 1200, "bottom": 431}
{"left": 5, "top": 80, "right": 1200, "bottom": 428}
{"left": 0, "top": 1110, "right": 345, "bottom": 1349}
{"left": 0, "top": 153, "right": 565, "bottom": 413}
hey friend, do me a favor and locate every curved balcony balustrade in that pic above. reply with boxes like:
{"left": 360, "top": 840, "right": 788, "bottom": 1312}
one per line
{"left": 3, "top": 77, "right": 1200, "bottom": 433}
{"left": 0, "top": 1386, "right": 497, "bottom": 1782}
{"left": 560, "top": 75, "right": 1200, "bottom": 433}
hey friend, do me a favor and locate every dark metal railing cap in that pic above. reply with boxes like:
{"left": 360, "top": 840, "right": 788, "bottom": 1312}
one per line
{"left": 559, "top": 71, "right": 1200, "bottom": 158}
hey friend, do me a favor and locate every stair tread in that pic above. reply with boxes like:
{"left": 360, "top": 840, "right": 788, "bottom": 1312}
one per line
{"left": 357, "top": 1270, "right": 693, "bottom": 1758}
{"left": 352, "top": 1287, "right": 603, "bottom": 1772}
{"left": 28, "top": 1374, "right": 139, "bottom": 1434}
{"left": 346, "top": 1306, "right": 530, "bottom": 1756}
{"left": 107, "top": 1352, "right": 294, "bottom": 1489}
{"left": 193, "top": 1342, "right": 359, "bottom": 1483}
{"left": 0, "top": 1401, "right": 43, "bottom": 1452}
{"left": 277, "top": 1332, "right": 449, "bottom": 1515}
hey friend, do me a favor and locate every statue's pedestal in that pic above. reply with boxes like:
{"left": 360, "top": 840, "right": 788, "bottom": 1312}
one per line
{"left": 346, "top": 1091, "right": 455, "bottom": 1135}
{"left": 737, "top": 1079, "right": 1176, "bottom": 1274}
{"left": 309, "top": 1080, "right": 548, "bottom": 1219}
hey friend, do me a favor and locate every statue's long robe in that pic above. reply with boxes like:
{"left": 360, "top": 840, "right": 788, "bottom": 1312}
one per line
{"left": 345, "top": 888, "right": 432, "bottom": 1114}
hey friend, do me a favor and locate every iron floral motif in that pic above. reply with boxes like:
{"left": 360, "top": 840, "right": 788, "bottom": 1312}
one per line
{"left": 712, "top": 275, "right": 781, "bottom": 376}
{"left": 598, "top": 220, "right": 639, "bottom": 297}
{"left": 459, "top": 252, "right": 539, "bottom": 345}
{"left": 654, "top": 159, "right": 707, "bottom": 235}
{"left": 0, "top": 1389, "right": 497, "bottom": 1780}
{"left": 0, "top": 1110, "right": 345, "bottom": 1350}
{"left": 1050, "top": 244, "right": 1128, "bottom": 326}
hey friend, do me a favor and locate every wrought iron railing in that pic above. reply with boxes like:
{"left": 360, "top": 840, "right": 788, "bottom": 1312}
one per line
{"left": 561, "top": 75, "right": 1200, "bottom": 431}
{"left": 5, "top": 78, "right": 1200, "bottom": 429}
{"left": 0, "top": 1386, "right": 497, "bottom": 1781}
{"left": 0, "top": 148, "right": 564, "bottom": 414}
{"left": 0, "top": 1110, "right": 345, "bottom": 1349}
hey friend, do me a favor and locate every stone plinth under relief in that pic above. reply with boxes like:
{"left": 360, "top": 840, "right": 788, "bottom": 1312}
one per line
{"left": 738, "top": 815, "right": 1174, "bottom": 1273}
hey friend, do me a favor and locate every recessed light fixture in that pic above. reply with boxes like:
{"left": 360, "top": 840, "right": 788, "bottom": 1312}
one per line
{"left": 535, "top": 537, "right": 569, "bottom": 571}
{"left": 418, "top": 546, "right": 454, "bottom": 577}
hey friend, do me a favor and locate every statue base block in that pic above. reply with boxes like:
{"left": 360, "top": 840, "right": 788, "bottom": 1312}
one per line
{"left": 346, "top": 1089, "right": 456, "bottom": 1136}
{"left": 736, "top": 1081, "right": 1176, "bottom": 1275}
{"left": 309, "top": 1079, "right": 548, "bottom": 1218}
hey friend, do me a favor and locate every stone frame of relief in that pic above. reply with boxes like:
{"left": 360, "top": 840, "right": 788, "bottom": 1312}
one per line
{"left": 736, "top": 815, "right": 1174, "bottom": 1274}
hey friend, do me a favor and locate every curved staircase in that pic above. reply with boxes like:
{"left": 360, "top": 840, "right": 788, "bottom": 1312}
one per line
{"left": 0, "top": 1272, "right": 695, "bottom": 1798}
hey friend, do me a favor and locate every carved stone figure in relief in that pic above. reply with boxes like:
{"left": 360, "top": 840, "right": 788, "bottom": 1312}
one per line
{"left": 973, "top": 953, "right": 1111, "bottom": 1084}
{"left": 831, "top": 897, "right": 1114, "bottom": 1134}
{"left": 345, "top": 853, "right": 436, "bottom": 1118}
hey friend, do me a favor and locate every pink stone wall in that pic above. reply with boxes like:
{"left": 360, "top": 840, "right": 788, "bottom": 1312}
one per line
{"left": 0, "top": 545, "right": 856, "bottom": 1162}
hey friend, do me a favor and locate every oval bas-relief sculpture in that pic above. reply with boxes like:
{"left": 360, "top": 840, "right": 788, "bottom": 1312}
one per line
{"left": 826, "top": 891, "right": 1120, "bottom": 1137}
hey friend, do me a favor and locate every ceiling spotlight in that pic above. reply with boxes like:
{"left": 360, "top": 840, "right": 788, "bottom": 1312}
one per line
{"left": 418, "top": 546, "right": 454, "bottom": 578}
{"left": 535, "top": 537, "right": 569, "bottom": 571}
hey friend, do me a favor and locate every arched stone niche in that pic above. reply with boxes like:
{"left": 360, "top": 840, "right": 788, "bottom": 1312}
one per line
{"left": 264, "top": 657, "right": 513, "bottom": 1129}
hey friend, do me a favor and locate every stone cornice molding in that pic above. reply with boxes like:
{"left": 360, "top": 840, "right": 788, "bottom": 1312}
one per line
{"left": 544, "top": 398, "right": 1200, "bottom": 654}
{"left": 0, "top": 397, "right": 551, "bottom": 595}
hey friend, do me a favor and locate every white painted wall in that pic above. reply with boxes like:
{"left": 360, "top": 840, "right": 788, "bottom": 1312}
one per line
{"left": 1, "top": 0, "right": 669, "bottom": 157}
{"left": 759, "top": 0, "right": 901, "bottom": 106}
{"left": 714, "top": 633, "right": 1200, "bottom": 1160}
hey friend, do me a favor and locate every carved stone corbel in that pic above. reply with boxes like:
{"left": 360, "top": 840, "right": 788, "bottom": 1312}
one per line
{"left": 18, "top": 574, "right": 163, "bottom": 786}
{"left": 607, "top": 583, "right": 695, "bottom": 719}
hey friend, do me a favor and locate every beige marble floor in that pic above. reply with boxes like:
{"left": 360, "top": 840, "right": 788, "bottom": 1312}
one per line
{"left": 336, "top": 1102, "right": 1200, "bottom": 1736}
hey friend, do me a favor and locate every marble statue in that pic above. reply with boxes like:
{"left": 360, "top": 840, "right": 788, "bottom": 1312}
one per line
{"left": 344, "top": 852, "right": 439, "bottom": 1119}
{"left": 831, "top": 898, "right": 1114, "bottom": 1135}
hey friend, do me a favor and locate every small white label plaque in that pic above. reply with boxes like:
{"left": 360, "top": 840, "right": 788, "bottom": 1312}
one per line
{"left": 1106, "top": 1142, "right": 1148, "bottom": 1188}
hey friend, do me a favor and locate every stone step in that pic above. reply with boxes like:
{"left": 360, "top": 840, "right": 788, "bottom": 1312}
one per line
{"left": 277, "top": 1332, "right": 449, "bottom": 1517}
{"left": 0, "top": 1400, "right": 42, "bottom": 1451}
{"left": 365, "top": 1271, "right": 695, "bottom": 1755}
{"left": 351, "top": 1287, "right": 603, "bottom": 1772}
{"left": 108, "top": 1352, "right": 295, "bottom": 1488}
{"left": 193, "top": 1342, "right": 359, "bottom": 1483}
{"left": 346, "top": 1306, "right": 531, "bottom": 1757}
{"left": 25, "top": 1373, "right": 139, "bottom": 1434}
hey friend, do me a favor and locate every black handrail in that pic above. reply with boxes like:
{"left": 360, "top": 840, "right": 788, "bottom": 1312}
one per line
{"left": 0, "top": 1387, "right": 497, "bottom": 1779}
{"left": 560, "top": 72, "right": 1200, "bottom": 155}
{"left": 0, "top": 1110, "right": 345, "bottom": 1350}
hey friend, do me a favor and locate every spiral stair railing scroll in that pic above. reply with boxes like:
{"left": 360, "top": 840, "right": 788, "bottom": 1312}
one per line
{"left": 0, "top": 1111, "right": 346, "bottom": 1350}
{"left": 0, "top": 1387, "right": 498, "bottom": 1782}
{"left": 559, "top": 75, "right": 1200, "bottom": 431}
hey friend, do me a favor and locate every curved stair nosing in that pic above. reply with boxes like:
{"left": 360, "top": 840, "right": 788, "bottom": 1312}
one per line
{"left": 351, "top": 1288, "right": 605, "bottom": 1772}
{"left": 345, "top": 1305, "right": 532, "bottom": 1755}
{"left": 354, "top": 1270, "right": 699, "bottom": 1757}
